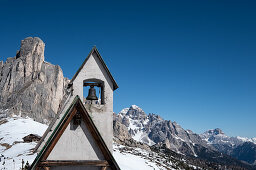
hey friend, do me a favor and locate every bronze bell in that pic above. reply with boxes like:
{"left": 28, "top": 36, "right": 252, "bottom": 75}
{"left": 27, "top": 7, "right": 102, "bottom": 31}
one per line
{"left": 86, "top": 85, "right": 98, "bottom": 100}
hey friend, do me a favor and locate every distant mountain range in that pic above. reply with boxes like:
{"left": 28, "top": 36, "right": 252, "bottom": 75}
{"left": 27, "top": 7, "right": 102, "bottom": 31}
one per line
{"left": 200, "top": 128, "right": 256, "bottom": 146}
{"left": 201, "top": 128, "right": 256, "bottom": 165}
{"left": 114, "top": 104, "right": 256, "bottom": 167}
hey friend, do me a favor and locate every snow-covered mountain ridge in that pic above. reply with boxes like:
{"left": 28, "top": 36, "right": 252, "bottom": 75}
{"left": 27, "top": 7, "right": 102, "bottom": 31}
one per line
{"left": 115, "top": 105, "right": 210, "bottom": 157}
{"left": 200, "top": 128, "right": 256, "bottom": 165}
{"left": 114, "top": 105, "right": 256, "bottom": 167}
{"left": 200, "top": 128, "right": 256, "bottom": 146}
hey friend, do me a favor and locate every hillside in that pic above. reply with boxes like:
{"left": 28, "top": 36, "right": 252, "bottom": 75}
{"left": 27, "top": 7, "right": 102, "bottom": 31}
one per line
{"left": 0, "top": 115, "right": 200, "bottom": 170}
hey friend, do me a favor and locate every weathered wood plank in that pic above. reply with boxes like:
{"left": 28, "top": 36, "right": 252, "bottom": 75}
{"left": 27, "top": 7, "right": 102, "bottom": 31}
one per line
{"left": 38, "top": 160, "right": 109, "bottom": 167}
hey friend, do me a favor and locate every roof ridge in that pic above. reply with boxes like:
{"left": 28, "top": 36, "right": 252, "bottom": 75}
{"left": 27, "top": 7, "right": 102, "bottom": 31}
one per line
{"left": 69, "top": 47, "right": 118, "bottom": 90}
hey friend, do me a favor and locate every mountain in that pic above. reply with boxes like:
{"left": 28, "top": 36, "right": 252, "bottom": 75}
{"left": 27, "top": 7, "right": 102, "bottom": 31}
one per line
{"left": 200, "top": 128, "right": 243, "bottom": 154}
{"left": 201, "top": 128, "right": 256, "bottom": 165}
{"left": 201, "top": 128, "right": 256, "bottom": 146}
{"left": 114, "top": 105, "right": 254, "bottom": 169}
{"left": 0, "top": 37, "right": 68, "bottom": 124}
{"left": 231, "top": 142, "right": 256, "bottom": 165}
{"left": 114, "top": 105, "right": 211, "bottom": 156}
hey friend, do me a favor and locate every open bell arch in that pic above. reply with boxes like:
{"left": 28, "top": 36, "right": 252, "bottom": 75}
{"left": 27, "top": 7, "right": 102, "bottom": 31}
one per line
{"left": 83, "top": 78, "right": 105, "bottom": 104}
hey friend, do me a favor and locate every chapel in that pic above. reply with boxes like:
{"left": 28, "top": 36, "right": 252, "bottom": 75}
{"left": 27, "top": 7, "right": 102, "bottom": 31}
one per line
{"left": 30, "top": 47, "right": 120, "bottom": 170}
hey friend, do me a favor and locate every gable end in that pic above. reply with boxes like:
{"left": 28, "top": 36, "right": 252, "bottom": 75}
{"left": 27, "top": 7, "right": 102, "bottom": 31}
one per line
{"left": 70, "top": 47, "right": 118, "bottom": 90}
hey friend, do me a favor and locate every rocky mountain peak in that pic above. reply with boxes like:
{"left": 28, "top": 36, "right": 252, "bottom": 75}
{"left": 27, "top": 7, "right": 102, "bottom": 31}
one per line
{"left": 18, "top": 37, "right": 45, "bottom": 59}
{"left": 130, "top": 104, "right": 140, "bottom": 109}
{"left": 126, "top": 105, "right": 147, "bottom": 120}
{"left": 0, "top": 37, "right": 67, "bottom": 124}
{"left": 118, "top": 108, "right": 129, "bottom": 116}
{"left": 208, "top": 128, "right": 225, "bottom": 136}
{"left": 114, "top": 105, "right": 210, "bottom": 156}
{"left": 148, "top": 113, "right": 163, "bottom": 122}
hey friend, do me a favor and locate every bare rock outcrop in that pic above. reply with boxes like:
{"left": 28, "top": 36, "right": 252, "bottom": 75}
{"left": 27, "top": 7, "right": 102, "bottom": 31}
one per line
{"left": 113, "top": 117, "right": 131, "bottom": 141}
{"left": 0, "top": 37, "right": 68, "bottom": 123}
{"left": 114, "top": 105, "right": 213, "bottom": 156}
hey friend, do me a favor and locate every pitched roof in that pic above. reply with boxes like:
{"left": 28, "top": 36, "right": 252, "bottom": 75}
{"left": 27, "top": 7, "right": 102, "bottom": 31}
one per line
{"left": 70, "top": 47, "right": 118, "bottom": 90}
{"left": 30, "top": 96, "right": 120, "bottom": 170}
{"left": 33, "top": 92, "right": 72, "bottom": 153}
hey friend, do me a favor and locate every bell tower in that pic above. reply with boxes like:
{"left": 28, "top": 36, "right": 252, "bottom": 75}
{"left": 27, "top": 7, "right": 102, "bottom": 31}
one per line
{"left": 68, "top": 47, "right": 118, "bottom": 152}
{"left": 32, "top": 47, "right": 120, "bottom": 169}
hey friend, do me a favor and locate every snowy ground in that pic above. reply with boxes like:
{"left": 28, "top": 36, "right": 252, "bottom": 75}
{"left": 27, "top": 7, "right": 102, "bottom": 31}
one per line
{"left": 0, "top": 116, "right": 165, "bottom": 170}
{"left": 0, "top": 116, "right": 47, "bottom": 170}
{"left": 113, "top": 144, "right": 171, "bottom": 170}
{"left": 113, "top": 146, "right": 161, "bottom": 170}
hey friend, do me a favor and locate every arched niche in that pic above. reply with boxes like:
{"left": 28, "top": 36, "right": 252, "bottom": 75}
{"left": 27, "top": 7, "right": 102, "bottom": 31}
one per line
{"left": 83, "top": 78, "right": 105, "bottom": 105}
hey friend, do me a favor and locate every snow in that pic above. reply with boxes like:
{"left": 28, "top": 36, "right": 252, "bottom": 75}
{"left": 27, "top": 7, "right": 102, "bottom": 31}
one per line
{"left": 127, "top": 117, "right": 155, "bottom": 146}
{"left": 173, "top": 135, "right": 185, "bottom": 142}
{"left": 128, "top": 118, "right": 137, "bottom": 130}
{"left": 131, "top": 105, "right": 140, "bottom": 109}
{"left": 113, "top": 150, "right": 160, "bottom": 170}
{"left": 143, "top": 118, "right": 149, "bottom": 125}
{"left": 0, "top": 116, "right": 163, "bottom": 170}
{"left": 133, "top": 130, "right": 143, "bottom": 141}
{"left": 252, "top": 138, "right": 256, "bottom": 144}
{"left": 0, "top": 116, "right": 47, "bottom": 145}
{"left": 3, "top": 142, "right": 36, "bottom": 158}
{"left": 118, "top": 108, "right": 129, "bottom": 116}
{"left": 113, "top": 144, "right": 173, "bottom": 170}
{"left": 237, "top": 136, "right": 256, "bottom": 144}
{"left": 0, "top": 116, "right": 48, "bottom": 170}
{"left": 237, "top": 136, "right": 249, "bottom": 142}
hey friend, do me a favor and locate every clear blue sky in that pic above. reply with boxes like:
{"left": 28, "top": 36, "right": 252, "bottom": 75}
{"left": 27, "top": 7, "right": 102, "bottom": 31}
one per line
{"left": 0, "top": 0, "right": 256, "bottom": 138}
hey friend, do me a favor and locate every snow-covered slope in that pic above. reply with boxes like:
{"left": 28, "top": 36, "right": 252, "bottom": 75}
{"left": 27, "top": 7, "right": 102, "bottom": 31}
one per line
{"left": 0, "top": 116, "right": 165, "bottom": 170}
{"left": 113, "top": 144, "right": 163, "bottom": 170}
{"left": 0, "top": 116, "right": 47, "bottom": 169}
{"left": 113, "top": 143, "right": 201, "bottom": 170}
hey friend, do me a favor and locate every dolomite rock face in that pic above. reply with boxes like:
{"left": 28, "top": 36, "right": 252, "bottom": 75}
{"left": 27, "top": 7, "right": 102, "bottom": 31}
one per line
{"left": 114, "top": 105, "right": 213, "bottom": 156}
{"left": 0, "top": 37, "right": 68, "bottom": 124}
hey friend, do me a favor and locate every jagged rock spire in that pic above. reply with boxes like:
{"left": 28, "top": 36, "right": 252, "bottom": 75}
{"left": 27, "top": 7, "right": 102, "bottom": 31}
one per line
{"left": 0, "top": 37, "right": 67, "bottom": 124}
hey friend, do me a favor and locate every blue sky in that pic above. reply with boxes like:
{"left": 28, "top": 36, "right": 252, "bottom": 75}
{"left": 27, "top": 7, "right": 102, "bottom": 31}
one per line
{"left": 0, "top": 0, "right": 256, "bottom": 138}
